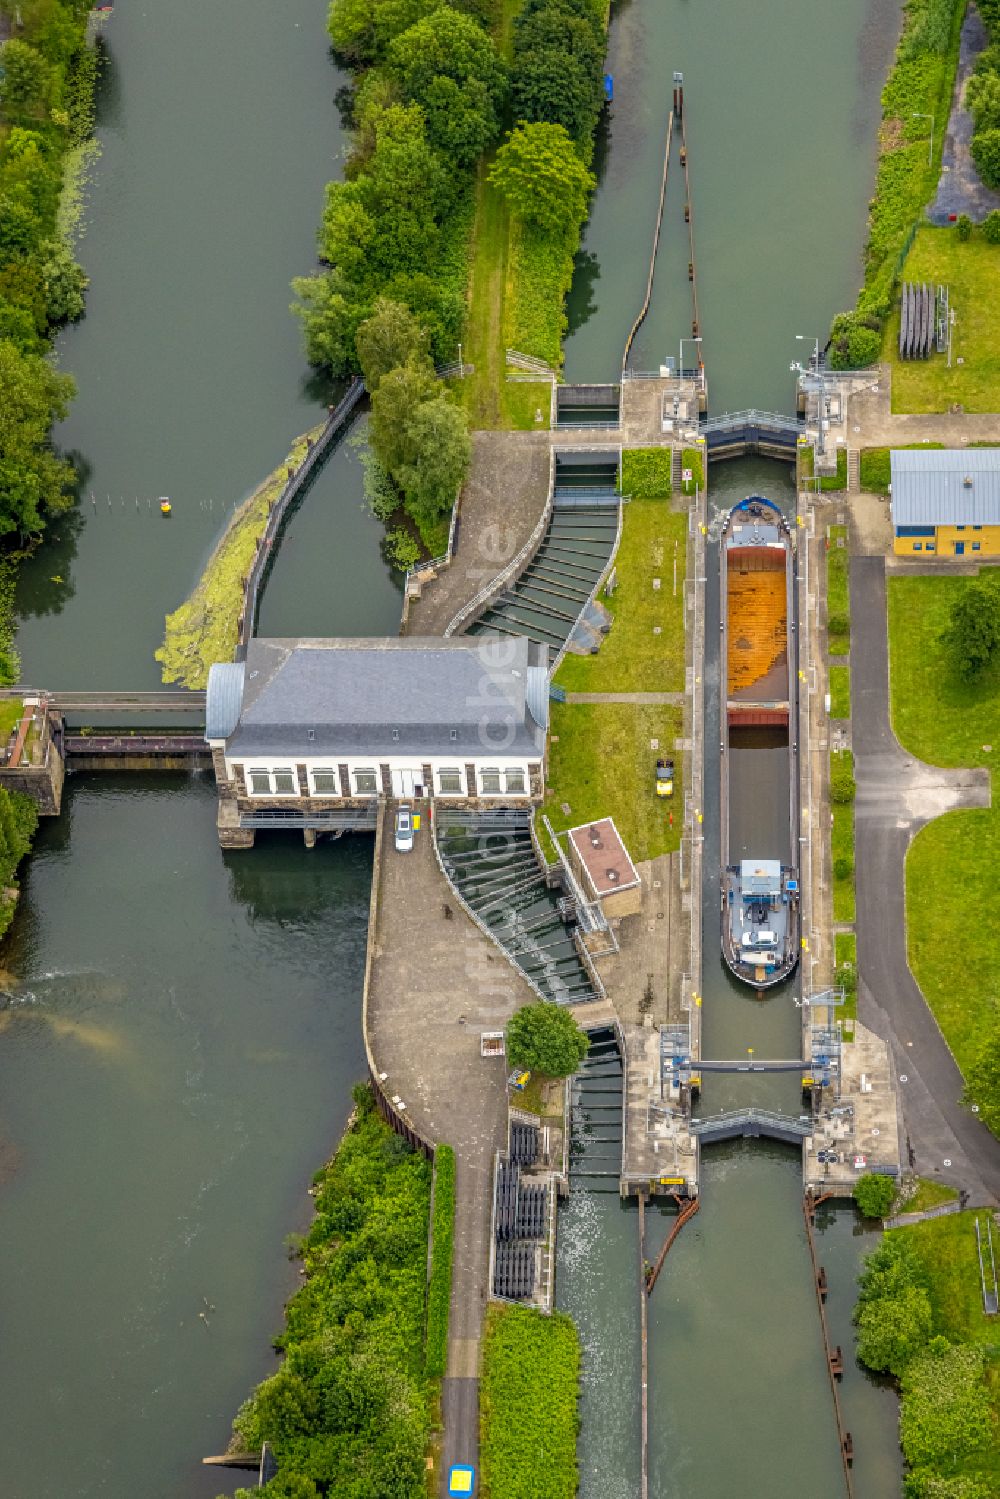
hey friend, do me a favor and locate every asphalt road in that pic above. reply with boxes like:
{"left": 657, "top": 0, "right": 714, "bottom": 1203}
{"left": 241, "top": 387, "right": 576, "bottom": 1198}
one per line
{"left": 850, "top": 556, "right": 999, "bottom": 1203}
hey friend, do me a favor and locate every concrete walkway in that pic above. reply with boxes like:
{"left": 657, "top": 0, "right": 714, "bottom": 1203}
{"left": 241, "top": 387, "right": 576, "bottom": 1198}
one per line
{"left": 365, "top": 808, "right": 536, "bottom": 1489}
{"left": 849, "top": 554, "right": 998, "bottom": 1202}
{"left": 929, "top": 4, "right": 1000, "bottom": 225}
{"left": 404, "top": 430, "right": 550, "bottom": 636}
{"left": 847, "top": 375, "right": 1000, "bottom": 438}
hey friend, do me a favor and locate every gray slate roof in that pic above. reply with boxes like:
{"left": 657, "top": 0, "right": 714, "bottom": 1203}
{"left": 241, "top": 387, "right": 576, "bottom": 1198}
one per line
{"left": 213, "top": 637, "right": 548, "bottom": 759}
{"left": 890, "top": 448, "right": 1000, "bottom": 527}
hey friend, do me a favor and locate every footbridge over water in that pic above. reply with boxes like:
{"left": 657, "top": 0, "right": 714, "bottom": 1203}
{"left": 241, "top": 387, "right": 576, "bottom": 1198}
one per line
{"left": 701, "top": 409, "right": 804, "bottom": 461}
{"left": 691, "top": 1108, "right": 815, "bottom": 1144}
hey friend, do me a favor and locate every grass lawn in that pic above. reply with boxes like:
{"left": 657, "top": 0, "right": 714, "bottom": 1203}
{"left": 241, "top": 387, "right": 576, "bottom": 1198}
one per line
{"left": 834, "top": 932, "right": 857, "bottom": 1023}
{"left": 888, "top": 573, "right": 1000, "bottom": 1081}
{"left": 544, "top": 701, "right": 683, "bottom": 862}
{"left": 897, "top": 1210, "right": 1000, "bottom": 1346}
{"left": 831, "top": 802, "right": 856, "bottom": 925}
{"left": 859, "top": 442, "right": 944, "bottom": 495}
{"left": 462, "top": 161, "right": 508, "bottom": 429}
{"left": 0, "top": 697, "right": 24, "bottom": 743}
{"left": 501, "top": 378, "right": 550, "bottom": 431}
{"left": 904, "top": 1177, "right": 959, "bottom": 1215}
{"left": 554, "top": 499, "right": 687, "bottom": 693}
{"left": 886, "top": 226, "right": 1000, "bottom": 413}
{"left": 828, "top": 663, "right": 851, "bottom": 719}
{"left": 827, "top": 524, "right": 850, "bottom": 657}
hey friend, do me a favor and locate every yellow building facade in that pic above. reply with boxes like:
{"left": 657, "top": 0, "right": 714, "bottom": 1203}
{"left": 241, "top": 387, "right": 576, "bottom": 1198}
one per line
{"left": 890, "top": 449, "right": 1000, "bottom": 559}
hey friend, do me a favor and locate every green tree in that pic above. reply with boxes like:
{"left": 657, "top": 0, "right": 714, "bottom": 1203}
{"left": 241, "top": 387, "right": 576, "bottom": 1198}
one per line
{"left": 387, "top": 9, "right": 506, "bottom": 167}
{"left": 0, "top": 39, "right": 51, "bottom": 113}
{"left": 852, "top": 1171, "right": 896, "bottom": 1218}
{"left": 905, "top": 1472, "right": 991, "bottom": 1498}
{"left": 957, "top": 213, "right": 973, "bottom": 242}
{"left": 355, "top": 297, "right": 430, "bottom": 391}
{"left": 971, "top": 127, "right": 1000, "bottom": 189}
{"left": 511, "top": 0, "right": 603, "bottom": 142}
{"left": 855, "top": 1281, "right": 932, "bottom": 1374}
{"left": 39, "top": 237, "right": 87, "bottom": 324}
{"left": 0, "top": 337, "right": 75, "bottom": 536}
{"left": 392, "top": 392, "right": 470, "bottom": 532}
{"left": 900, "top": 1340, "right": 991, "bottom": 1469}
{"left": 940, "top": 573, "right": 1000, "bottom": 680}
{"left": 982, "top": 208, "right": 1000, "bottom": 243}
{"left": 506, "top": 1002, "right": 590, "bottom": 1077}
{"left": 383, "top": 526, "right": 420, "bottom": 569}
{"left": 368, "top": 358, "right": 439, "bottom": 473}
{"left": 967, "top": 68, "right": 1000, "bottom": 133}
{"left": 291, "top": 271, "right": 371, "bottom": 375}
{"left": 489, "top": 122, "right": 594, "bottom": 234}
{"left": 963, "top": 1030, "right": 1000, "bottom": 1137}
{"left": 359, "top": 103, "right": 447, "bottom": 276}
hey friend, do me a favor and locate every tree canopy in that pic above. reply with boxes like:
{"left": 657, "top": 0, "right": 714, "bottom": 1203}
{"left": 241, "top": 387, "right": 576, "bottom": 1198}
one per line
{"left": 387, "top": 8, "right": 506, "bottom": 167}
{"left": 356, "top": 298, "right": 430, "bottom": 390}
{"left": 506, "top": 1002, "right": 590, "bottom": 1077}
{"left": 489, "top": 122, "right": 595, "bottom": 234}
{"left": 940, "top": 572, "right": 1000, "bottom": 680}
{"left": 0, "top": 338, "right": 75, "bottom": 537}
{"left": 852, "top": 1171, "right": 897, "bottom": 1219}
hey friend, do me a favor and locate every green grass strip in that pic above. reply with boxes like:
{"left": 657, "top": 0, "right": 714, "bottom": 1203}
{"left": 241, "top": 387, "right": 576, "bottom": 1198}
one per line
{"left": 424, "top": 1143, "right": 456, "bottom": 1379}
{"left": 827, "top": 524, "right": 850, "bottom": 657}
{"left": 829, "top": 663, "right": 851, "bottom": 719}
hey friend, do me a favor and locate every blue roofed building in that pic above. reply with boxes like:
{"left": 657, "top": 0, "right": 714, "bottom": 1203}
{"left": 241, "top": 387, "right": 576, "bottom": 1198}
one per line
{"left": 890, "top": 447, "right": 1000, "bottom": 558}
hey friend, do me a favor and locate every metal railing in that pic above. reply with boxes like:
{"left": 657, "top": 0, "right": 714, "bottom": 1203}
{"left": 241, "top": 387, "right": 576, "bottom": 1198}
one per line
{"left": 506, "top": 348, "right": 558, "bottom": 377}
{"left": 700, "top": 408, "right": 803, "bottom": 435}
{"left": 403, "top": 482, "right": 463, "bottom": 598}
{"left": 690, "top": 1107, "right": 814, "bottom": 1141}
{"left": 239, "top": 804, "right": 378, "bottom": 830}
{"left": 236, "top": 378, "right": 365, "bottom": 658}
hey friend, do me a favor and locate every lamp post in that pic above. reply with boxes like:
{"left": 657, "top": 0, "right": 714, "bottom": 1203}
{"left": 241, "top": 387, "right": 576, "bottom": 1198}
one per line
{"left": 912, "top": 111, "right": 934, "bottom": 168}
{"left": 795, "top": 334, "right": 825, "bottom": 457}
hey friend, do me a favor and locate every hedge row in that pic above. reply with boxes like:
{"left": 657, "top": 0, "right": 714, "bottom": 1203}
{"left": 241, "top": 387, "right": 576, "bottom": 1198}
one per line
{"left": 424, "top": 1143, "right": 456, "bottom": 1378}
{"left": 480, "top": 1304, "right": 581, "bottom": 1499}
{"left": 620, "top": 446, "right": 672, "bottom": 499}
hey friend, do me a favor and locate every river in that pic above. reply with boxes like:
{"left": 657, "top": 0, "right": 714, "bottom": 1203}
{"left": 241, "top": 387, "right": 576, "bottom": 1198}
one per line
{"left": 1, "top": 4, "right": 401, "bottom": 1495}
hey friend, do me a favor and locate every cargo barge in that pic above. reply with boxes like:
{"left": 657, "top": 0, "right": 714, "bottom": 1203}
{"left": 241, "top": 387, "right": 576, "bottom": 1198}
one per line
{"left": 719, "top": 495, "right": 800, "bottom": 989}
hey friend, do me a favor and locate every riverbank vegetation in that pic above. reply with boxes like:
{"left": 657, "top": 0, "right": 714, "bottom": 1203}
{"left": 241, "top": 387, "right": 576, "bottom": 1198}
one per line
{"left": 855, "top": 1214, "right": 1000, "bottom": 1493}
{"left": 479, "top": 1304, "right": 581, "bottom": 1499}
{"left": 225, "top": 1084, "right": 434, "bottom": 1499}
{"left": 0, "top": 786, "right": 38, "bottom": 940}
{"left": 826, "top": 0, "right": 965, "bottom": 367}
{"left": 156, "top": 427, "right": 322, "bottom": 688}
{"left": 0, "top": 0, "right": 97, "bottom": 552}
{"left": 887, "top": 572, "right": 1000, "bottom": 1128}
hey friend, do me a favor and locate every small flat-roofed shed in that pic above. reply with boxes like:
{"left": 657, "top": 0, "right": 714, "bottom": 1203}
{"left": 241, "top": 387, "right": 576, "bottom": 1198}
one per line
{"left": 566, "top": 817, "right": 642, "bottom": 918}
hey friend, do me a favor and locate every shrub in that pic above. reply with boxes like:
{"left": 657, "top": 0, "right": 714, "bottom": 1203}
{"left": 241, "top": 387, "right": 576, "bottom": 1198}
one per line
{"left": 982, "top": 208, "right": 1000, "bottom": 242}
{"left": 853, "top": 1171, "right": 897, "bottom": 1218}
{"left": 480, "top": 1305, "right": 581, "bottom": 1499}
{"left": 681, "top": 445, "right": 704, "bottom": 496}
{"left": 506, "top": 1002, "right": 589, "bottom": 1077}
{"left": 827, "top": 610, "right": 850, "bottom": 641}
{"left": 383, "top": 525, "right": 420, "bottom": 569}
{"left": 424, "top": 1144, "right": 455, "bottom": 1378}
{"left": 971, "top": 127, "right": 1000, "bottom": 188}
{"left": 957, "top": 212, "right": 974, "bottom": 241}
{"left": 830, "top": 749, "right": 856, "bottom": 804}
{"left": 855, "top": 1235, "right": 933, "bottom": 1375}
{"left": 620, "top": 446, "right": 672, "bottom": 498}
{"left": 900, "top": 1340, "right": 991, "bottom": 1468}
{"left": 833, "top": 853, "right": 854, "bottom": 881}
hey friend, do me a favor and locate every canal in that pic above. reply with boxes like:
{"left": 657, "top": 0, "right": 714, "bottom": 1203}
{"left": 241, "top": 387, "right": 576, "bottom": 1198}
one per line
{"left": 564, "top": 0, "right": 901, "bottom": 412}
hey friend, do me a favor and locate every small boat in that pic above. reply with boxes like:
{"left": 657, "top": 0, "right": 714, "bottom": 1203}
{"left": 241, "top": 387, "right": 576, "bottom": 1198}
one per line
{"left": 159, "top": 497, "right": 172, "bottom": 516}
{"left": 604, "top": 74, "right": 614, "bottom": 103}
{"left": 719, "top": 496, "right": 800, "bottom": 990}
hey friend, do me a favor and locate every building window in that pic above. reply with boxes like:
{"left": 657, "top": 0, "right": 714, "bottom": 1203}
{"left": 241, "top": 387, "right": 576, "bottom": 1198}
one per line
{"left": 505, "top": 768, "right": 526, "bottom": 794}
{"left": 353, "top": 766, "right": 378, "bottom": 795}
{"left": 973, "top": 542, "right": 981, "bottom": 552}
{"left": 437, "top": 766, "right": 463, "bottom": 794}
{"left": 479, "top": 766, "right": 502, "bottom": 794}
{"left": 912, "top": 543, "right": 922, "bottom": 551}
{"left": 272, "top": 767, "right": 297, "bottom": 795}
{"left": 896, "top": 526, "right": 934, "bottom": 537}
{"left": 973, "top": 525, "right": 983, "bottom": 531}
{"left": 311, "top": 768, "right": 338, "bottom": 795}
{"left": 248, "top": 767, "right": 271, "bottom": 795}
{"left": 926, "top": 544, "right": 935, "bottom": 552}
{"left": 957, "top": 525, "right": 966, "bottom": 531}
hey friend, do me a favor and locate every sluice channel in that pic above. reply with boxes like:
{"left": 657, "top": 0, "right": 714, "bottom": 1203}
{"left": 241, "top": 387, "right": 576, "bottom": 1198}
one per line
{"left": 435, "top": 809, "right": 598, "bottom": 1005}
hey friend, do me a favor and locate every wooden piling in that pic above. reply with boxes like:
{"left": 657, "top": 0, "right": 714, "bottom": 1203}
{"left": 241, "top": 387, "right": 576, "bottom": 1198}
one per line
{"left": 802, "top": 1194, "right": 855, "bottom": 1499}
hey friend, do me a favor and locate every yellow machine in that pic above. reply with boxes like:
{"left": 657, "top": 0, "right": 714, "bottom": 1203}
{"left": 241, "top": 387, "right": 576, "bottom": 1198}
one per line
{"left": 655, "top": 758, "right": 674, "bottom": 797}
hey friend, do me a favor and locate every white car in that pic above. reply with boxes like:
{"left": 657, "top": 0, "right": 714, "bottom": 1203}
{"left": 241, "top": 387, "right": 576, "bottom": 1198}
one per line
{"left": 394, "top": 805, "right": 414, "bottom": 853}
